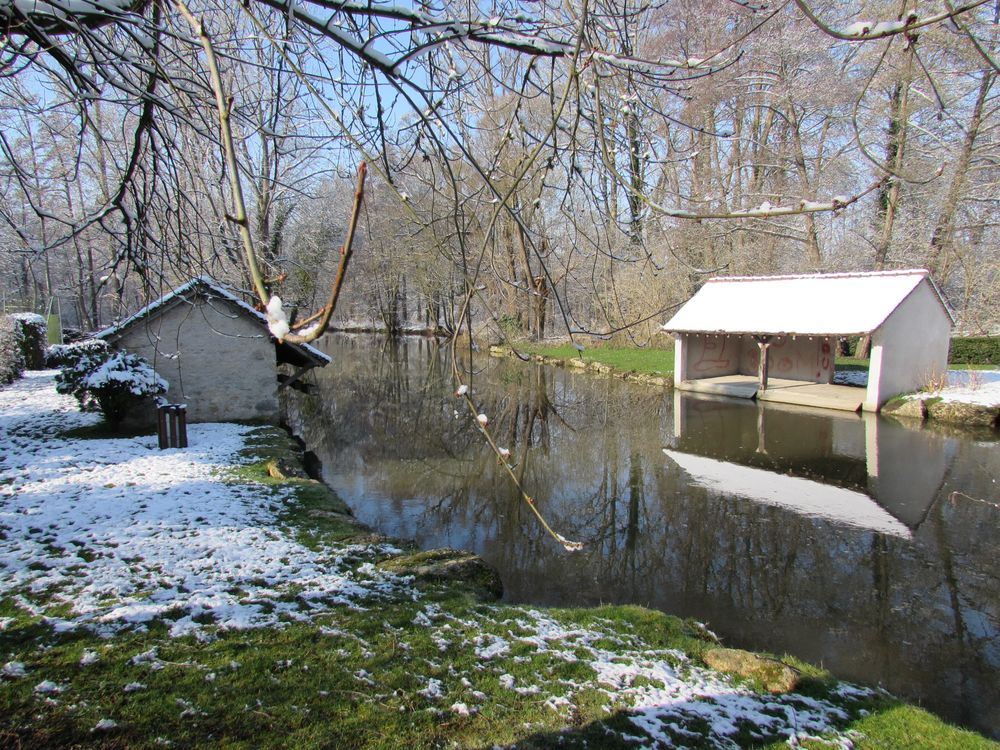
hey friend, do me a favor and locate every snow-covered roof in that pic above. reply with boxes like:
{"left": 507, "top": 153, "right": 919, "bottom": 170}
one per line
{"left": 662, "top": 269, "right": 953, "bottom": 336}
{"left": 96, "top": 276, "right": 330, "bottom": 366}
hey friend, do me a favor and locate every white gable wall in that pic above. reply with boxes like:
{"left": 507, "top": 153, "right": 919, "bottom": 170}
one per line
{"left": 113, "top": 296, "right": 279, "bottom": 423}
{"left": 865, "top": 280, "right": 952, "bottom": 410}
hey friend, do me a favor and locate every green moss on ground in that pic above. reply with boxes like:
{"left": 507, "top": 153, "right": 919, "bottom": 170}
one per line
{"left": 3, "top": 426, "right": 996, "bottom": 749}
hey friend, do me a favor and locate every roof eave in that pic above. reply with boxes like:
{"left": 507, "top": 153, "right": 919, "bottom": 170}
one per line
{"left": 662, "top": 328, "right": 871, "bottom": 338}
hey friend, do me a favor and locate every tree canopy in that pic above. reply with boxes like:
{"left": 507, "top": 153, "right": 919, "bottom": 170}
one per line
{"left": 2, "top": 0, "right": 998, "bottom": 338}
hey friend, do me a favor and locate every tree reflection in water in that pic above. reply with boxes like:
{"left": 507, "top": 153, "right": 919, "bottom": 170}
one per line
{"left": 283, "top": 334, "right": 1000, "bottom": 739}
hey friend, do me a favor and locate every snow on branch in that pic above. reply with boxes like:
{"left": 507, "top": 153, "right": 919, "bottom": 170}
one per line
{"left": 252, "top": 0, "right": 574, "bottom": 72}
{"left": 0, "top": 0, "right": 149, "bottom": 33}
{"left": 793, "top": 0, "right": 992, "bottom": 41}
{"left": 639, "top": 179, "right": 889, "bottom": 222}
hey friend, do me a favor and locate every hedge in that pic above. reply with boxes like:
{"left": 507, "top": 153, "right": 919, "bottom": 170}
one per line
{"left": 0, "top": 316, "right": 26, "bottom": 384}
{"left": 949, "top": 336, "right": 1000, "bottom": 365}
{"left": 837, "top": 336, "right": 999, "bottom": 365}
{"left": 9, "top": 313, "right": 47, "bottom": 369}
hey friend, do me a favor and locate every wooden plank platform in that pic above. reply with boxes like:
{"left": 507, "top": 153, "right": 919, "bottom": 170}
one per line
{"left": 678, "top": 375, "right": 865, "bottom": 412}
{"left": 677, "top": 375, "right": 759, "bottom": 399}
{"left": 758, "top": 381, "right": 865, "bottom": 412}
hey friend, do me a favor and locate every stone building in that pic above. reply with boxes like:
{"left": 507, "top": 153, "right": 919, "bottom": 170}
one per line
{"left": 662, "top": 269, "right": 953, "bottom": 412}
{"left": 96, "top": 277, "right": 329, "bottom": 423}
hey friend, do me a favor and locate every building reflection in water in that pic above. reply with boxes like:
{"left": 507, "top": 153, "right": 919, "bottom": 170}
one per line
{"left": 283, "top": 335, "right": 1000, "bottom": 739}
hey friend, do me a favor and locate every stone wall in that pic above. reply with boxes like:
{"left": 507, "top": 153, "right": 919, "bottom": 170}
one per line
{"left": 113, "top": 296, "right": 279, "bottom": 423}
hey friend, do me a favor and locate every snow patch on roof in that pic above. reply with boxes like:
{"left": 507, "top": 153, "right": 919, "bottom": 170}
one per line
{"left": 96, "top": 277, "right": 330, "bottom": 365}
{"left": 663, "top": 269, "right": 952, "bottom": 336}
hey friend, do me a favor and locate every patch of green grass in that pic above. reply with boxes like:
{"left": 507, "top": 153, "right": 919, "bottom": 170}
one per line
{"left": 847, "top": 703, "right": 999, "bottom": 750}
{"left": 837, "top": 357, "right": 998, "bottom": 372}
{"left": 520, "top": 345, "right": 994, "bottom": 379}
{"left": 516, "top": 343, "right": 674, "bottom": 376}
{"left": 835, "top": 356, "right": 870, "bottom": 370}
{"left": 0, "top": 600, "right": 702, "bottom": 749}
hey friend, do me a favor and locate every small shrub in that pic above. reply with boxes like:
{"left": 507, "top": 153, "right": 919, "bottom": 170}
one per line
{"left": 53, "top": 339, "right": 111, "bottom": 410}
{"left": 0, "top": 315, "right": 26, "bottom": 384}
{"left": 45, "top": 338, "right": 109, "bottom": 369}
{"left": 56, "top": 346, "right": 167, "bottom": 426}
{"left": 497, "top": 313, "right": 523, "bottom": 341}
{"left": 921, "top": 369, "right": 950, "bottom": 395}
{"left": 9, "top": 313, "right": 47, "bottom": 369}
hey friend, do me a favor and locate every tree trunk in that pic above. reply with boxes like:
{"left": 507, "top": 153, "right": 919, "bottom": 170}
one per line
{"left": 927, "top": 71, "right": 994, "bottom": 285}
{"left": 859, "top": 33, "right": 915, "bottom": 359}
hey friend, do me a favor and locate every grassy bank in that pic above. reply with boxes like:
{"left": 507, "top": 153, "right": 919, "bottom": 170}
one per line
{"left": 2, "top": 375, "right": 997, "bottom": 748}
{"left": 514, "top": 342, "right": 675, "bottom": 377}
{"left": 515, "top": 343, "right": 996, "bottom": 378}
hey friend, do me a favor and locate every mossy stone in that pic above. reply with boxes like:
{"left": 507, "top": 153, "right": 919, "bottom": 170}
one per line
{"left": 378, "top": 548, "right": 503, "bottom": 601}
{"left": 882, "top": 397, "right": 927, "bottom": 421}
{"left": 266, "top": 457, "right": 309, "bottom": 480}
{"left": 926, "top": 400, "right": 999, "bottom": 429}
{"left": 703, "top": 647, "right": 800, "bottom": 694}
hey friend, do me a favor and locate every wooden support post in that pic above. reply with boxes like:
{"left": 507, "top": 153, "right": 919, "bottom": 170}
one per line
{"left": 280, "top": 365, "right": 310, "bottom": 390}
{"left": 754, "top": 335, "right": 772, "bottom": 392}
{"left": 176, "top": 405, "right": 188, "bottom": 449}
{"left": 157, "top": 403, "right": 188, "bottom": 449}
{"left": 157, "top": 405, "right": 169, "bottom": 449}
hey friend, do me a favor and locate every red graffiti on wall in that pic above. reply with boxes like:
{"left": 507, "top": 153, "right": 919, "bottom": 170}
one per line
{"left": 820, "top": 340, "right": 832, "bottom": 373}
{"left": 692, "top": 337, "right": 732, "bottom": 374}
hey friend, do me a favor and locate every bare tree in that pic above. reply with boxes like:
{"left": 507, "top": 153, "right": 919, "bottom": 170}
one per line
{"left": 1, "top": 0, "right": 998, "bottom": 338}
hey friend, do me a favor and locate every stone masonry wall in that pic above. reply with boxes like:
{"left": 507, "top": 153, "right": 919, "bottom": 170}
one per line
{"left": 114, "top": 296, "right": 278, "bottom": 423}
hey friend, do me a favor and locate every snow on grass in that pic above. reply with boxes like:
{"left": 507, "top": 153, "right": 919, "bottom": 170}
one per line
{"left": 0, "top": 372, "right": 872, "bottom": 748}
{"left": 835, "top": 367, "right": 1000, "bottom": 406}
{"left": 0, "top": 372, "right": 410, "bottom": 638}
{"left": 415, "top": 605, "right": 873, "bottom": 747}
{"left": 930, "top": 370, "right": 1000, "bottom": 406}
{"left": 832, "top": 369, "right": 868, "bottom": 387}
{"left": 3, "top": 661, "right": 27, "bottom": 678}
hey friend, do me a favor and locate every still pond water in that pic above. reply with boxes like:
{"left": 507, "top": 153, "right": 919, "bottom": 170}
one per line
{"left": 284, "top": 334, "right": 1000, "bottom": 739}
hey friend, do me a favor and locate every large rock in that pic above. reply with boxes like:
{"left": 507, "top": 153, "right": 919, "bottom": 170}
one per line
{"left": 926, "top": 399, "right": 999, "bottom": 429}
{"left": 881, "top": 397, "right": 927, "bottom": 421}
{"left": 378, "top": 548, "right": 503, "bottom": 601}
{"left": 267, "top": 456, "right": 309, "bottom": 479}
{"left": 703, "top": 647, "right": 800, "bottom": 694}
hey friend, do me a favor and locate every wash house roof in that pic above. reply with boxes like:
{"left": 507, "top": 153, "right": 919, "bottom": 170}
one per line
{"left": 96, "top": 276, "right": 330, "bottom": 368}
{"left": 662, "top": 269, "right": 953, "bottom": 337}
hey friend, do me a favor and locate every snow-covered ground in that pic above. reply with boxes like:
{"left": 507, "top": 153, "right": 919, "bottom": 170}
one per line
{"left": 833, "top": 368, "right": 1000, "bottom": 406}
{"left": 0, "top": 372, "right": 874, "bottom": 747}
{"left": 0, "top": 371, "right": 407, "bottom": 638}
{"left": 932, "top": 369, "right": 1000, "bottom": 405}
